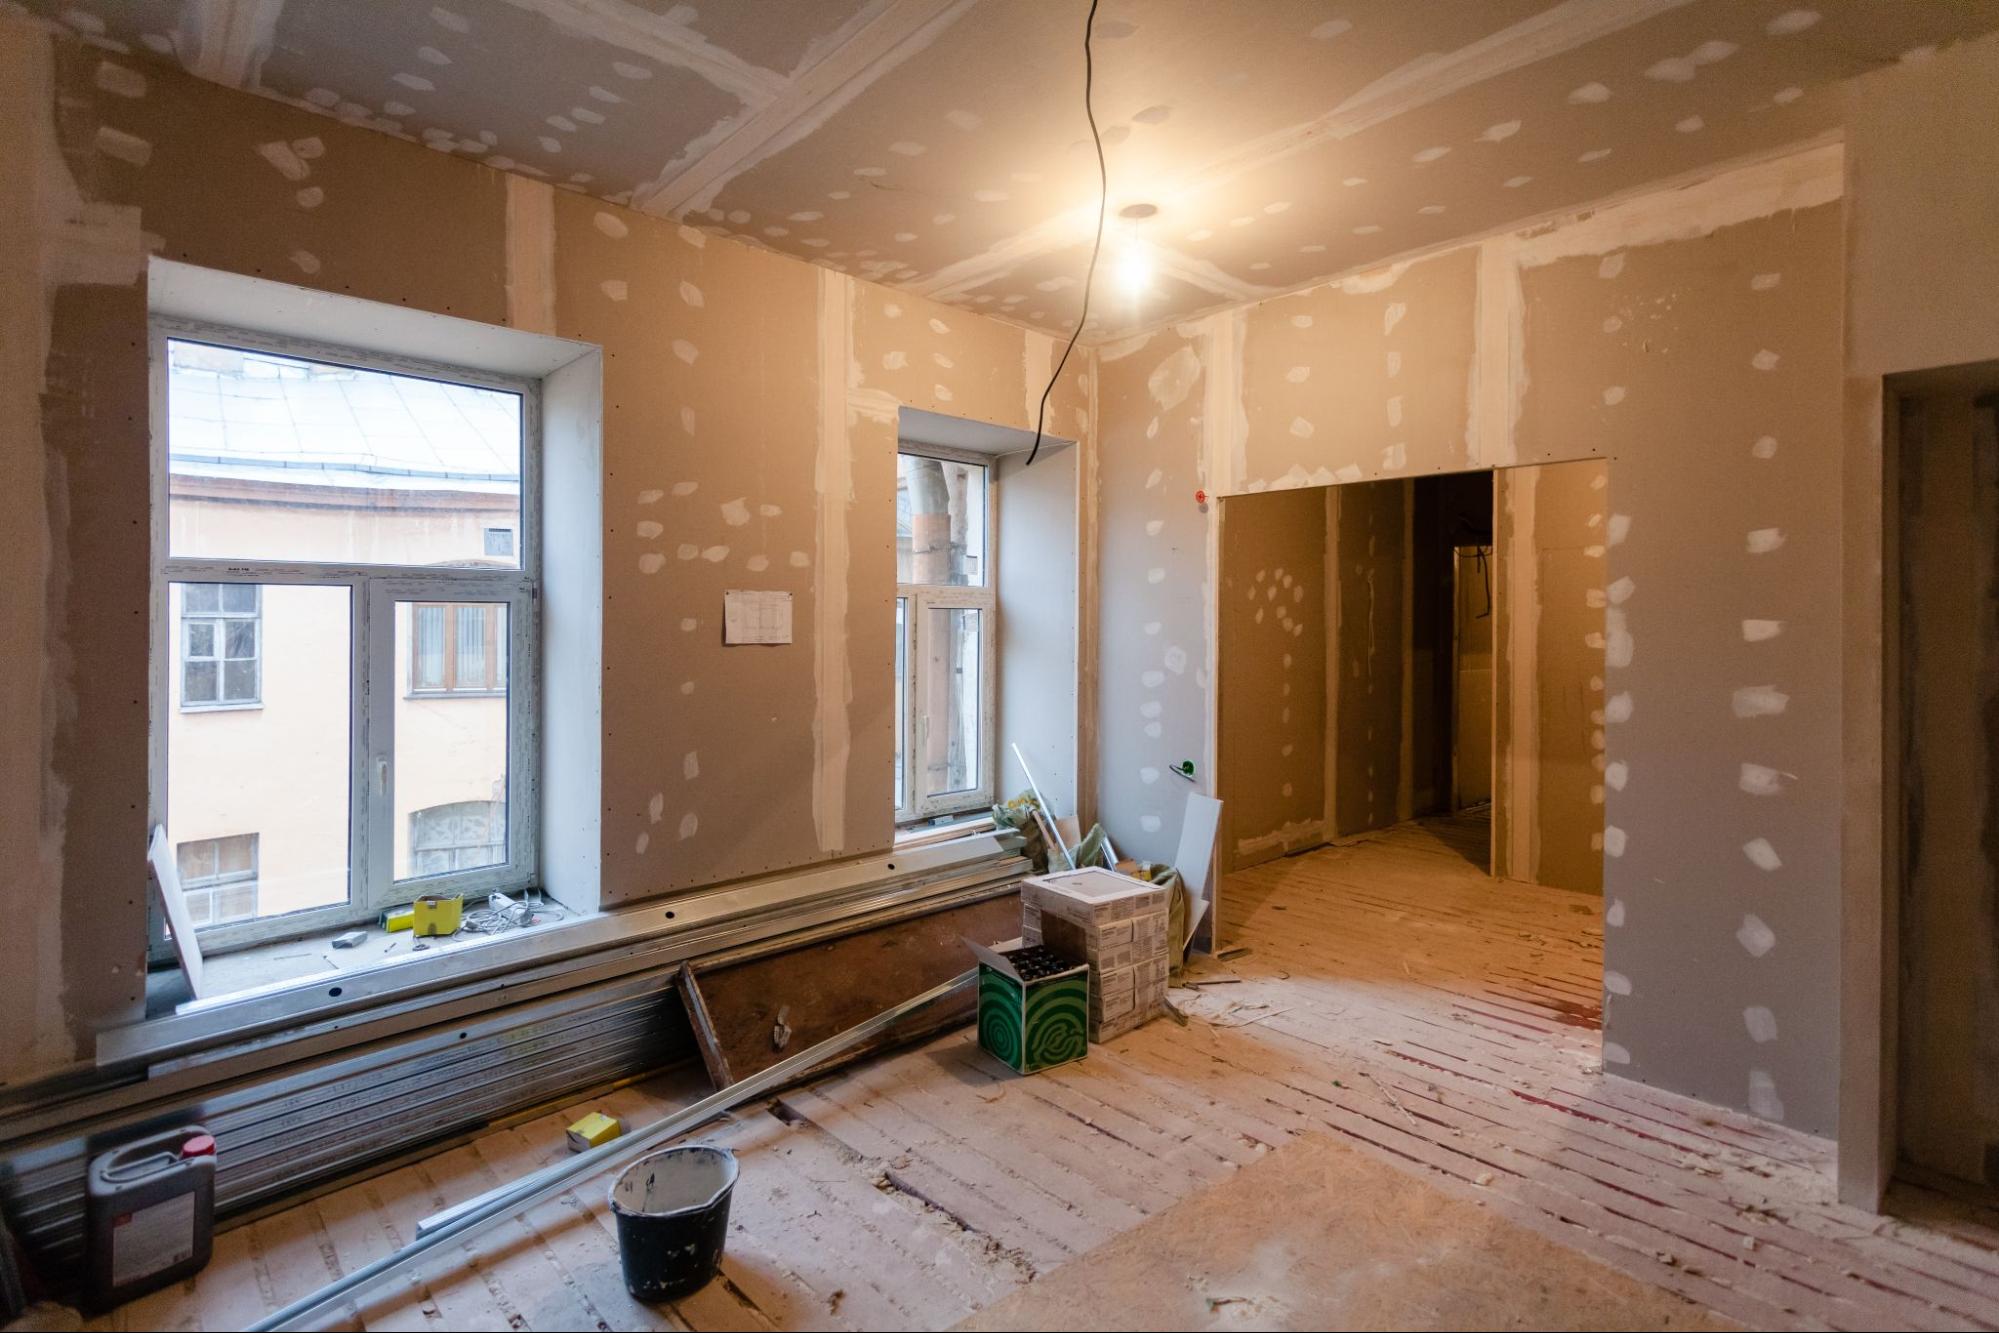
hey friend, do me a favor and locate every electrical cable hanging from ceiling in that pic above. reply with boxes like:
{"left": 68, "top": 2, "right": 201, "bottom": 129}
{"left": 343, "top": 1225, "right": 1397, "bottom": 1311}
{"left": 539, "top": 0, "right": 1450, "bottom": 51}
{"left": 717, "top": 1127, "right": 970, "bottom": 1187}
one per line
{"left": 1024, "top": 0, "right": 1107, "bottom": 469}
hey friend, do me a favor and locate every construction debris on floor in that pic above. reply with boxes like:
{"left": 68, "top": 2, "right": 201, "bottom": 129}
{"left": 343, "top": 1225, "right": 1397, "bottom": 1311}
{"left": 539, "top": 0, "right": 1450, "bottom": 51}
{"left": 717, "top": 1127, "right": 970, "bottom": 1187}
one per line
{"left": 80, "top": 815, "right": 1999, "bottom": 1332}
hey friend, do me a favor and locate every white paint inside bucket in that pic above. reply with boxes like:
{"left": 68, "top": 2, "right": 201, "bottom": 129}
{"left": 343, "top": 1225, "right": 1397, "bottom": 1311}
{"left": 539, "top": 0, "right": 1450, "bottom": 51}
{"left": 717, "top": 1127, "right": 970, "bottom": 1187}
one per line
{"left": 611, "top": 1146, "right": 738, "bottom": 1217}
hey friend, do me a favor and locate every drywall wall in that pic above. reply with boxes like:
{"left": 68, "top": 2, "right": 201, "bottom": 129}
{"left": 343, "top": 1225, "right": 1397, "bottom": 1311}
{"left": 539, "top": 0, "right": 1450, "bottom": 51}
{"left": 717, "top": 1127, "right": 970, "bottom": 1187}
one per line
{"left": 1846, "top": 34, "right": 1999, "bottom": 382}
{"left": 0, "top": 18, "right": 1093, "bottom": 1088}
{"left": 1329, "top": 480, "right": 1408, "bottom": 838}
{"left": 1096, "top": 144, "right": 1845, "bottom": 1130}
{"left": 1514, "top": 192, "right": 1846, "bottom": 1132}
{"left": 1094, "top": 323, "right": 1213, "bottom": 863}
{"left": 1839, "top": 29, "right": 1999, "bottom": 1204}
{"left": 1244, "top": 247, "right": 1481, "bottom": 488}
{"left": 1494, "top": 460, "right": 1607, "bottom": 894}
{"left": 996, "top": 441, "right": 1080, "bottom": 816}
{"left": 0, "top": 27, "right": 154, "bottom": 1088}
{"left": 1896, "top": 386, "right": 1999, "bottom": 1187}
{"left": 1217, "top": 488, "right": 1326, "bottom": 869}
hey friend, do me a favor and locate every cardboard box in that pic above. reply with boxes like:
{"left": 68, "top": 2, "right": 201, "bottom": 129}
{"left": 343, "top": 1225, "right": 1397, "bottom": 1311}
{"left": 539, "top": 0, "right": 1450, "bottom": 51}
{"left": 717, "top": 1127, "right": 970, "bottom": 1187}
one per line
{"left": 1020, "top": 868, "right": 1171, "bottom": 1042}
{"left": 967, "top": 940, "right": 1089, "bottom": 1075}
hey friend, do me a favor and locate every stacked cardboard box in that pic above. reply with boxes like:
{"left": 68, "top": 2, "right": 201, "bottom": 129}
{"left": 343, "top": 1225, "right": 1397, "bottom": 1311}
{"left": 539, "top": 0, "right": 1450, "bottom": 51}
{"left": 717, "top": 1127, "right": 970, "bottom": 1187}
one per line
{"left": 1020, "top": 868, "right": 1170, "bottom": 1042}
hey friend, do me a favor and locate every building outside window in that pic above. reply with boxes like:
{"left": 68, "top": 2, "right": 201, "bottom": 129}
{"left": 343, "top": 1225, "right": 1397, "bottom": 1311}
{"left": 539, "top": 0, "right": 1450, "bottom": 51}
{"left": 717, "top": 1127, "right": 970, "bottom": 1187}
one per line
{"left": 152, "top": 326, "right": 538, "bottom": 945}
{"left": 894, "top": 449, "right": 995, "bottom": 822}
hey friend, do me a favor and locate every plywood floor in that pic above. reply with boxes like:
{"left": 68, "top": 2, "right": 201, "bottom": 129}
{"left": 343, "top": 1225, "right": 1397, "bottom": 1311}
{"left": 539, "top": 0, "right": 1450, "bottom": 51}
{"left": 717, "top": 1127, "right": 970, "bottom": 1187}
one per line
{"left": 92, "top": 815, "right": 1999, "bottom": 1332}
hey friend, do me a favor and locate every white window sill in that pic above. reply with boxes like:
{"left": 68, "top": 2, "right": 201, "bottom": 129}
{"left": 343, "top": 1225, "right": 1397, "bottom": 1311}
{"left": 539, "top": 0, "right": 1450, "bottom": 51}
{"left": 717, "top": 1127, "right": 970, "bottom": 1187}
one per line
{"left": 104, "top": 828, "right": 1026, "bottom": 1072}
{"left": 894, "top": 813, "right": 997, "bottom": 848}
{"left": 152, "top": 894, "right": 580, "bottom": 1014}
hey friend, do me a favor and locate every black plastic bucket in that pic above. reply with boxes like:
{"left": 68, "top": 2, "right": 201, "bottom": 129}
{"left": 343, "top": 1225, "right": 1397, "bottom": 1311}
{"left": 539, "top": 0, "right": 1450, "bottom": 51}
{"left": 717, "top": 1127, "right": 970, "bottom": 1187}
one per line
{"left": 608, "top": 1144, "right": 739, "bottom": 1302}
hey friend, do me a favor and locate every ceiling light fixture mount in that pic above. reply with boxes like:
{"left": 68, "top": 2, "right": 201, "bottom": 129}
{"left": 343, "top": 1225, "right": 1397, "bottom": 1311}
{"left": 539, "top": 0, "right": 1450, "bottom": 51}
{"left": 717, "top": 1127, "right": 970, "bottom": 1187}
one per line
{"left": 1118, "top": 201, "right": 1159, "bottom": 220}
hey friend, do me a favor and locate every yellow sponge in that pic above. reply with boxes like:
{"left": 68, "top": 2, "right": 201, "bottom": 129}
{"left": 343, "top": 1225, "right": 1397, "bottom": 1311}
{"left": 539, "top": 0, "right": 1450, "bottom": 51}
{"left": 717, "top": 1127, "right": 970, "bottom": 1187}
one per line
{"left": 566, "top": 1111, "right": 623, "bottom": 1152}
{"left": 411, "top": 894, "right": 462, "bottom": 937}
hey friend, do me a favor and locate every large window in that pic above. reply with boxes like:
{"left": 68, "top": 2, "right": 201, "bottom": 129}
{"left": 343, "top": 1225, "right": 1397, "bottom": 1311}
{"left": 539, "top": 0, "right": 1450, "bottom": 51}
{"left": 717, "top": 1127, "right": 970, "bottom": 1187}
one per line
{"left": 152, "top": 324, "right": 538, "bottom": 944}
{"left": 894, "top": 450, "right": 994, "bottom": 821}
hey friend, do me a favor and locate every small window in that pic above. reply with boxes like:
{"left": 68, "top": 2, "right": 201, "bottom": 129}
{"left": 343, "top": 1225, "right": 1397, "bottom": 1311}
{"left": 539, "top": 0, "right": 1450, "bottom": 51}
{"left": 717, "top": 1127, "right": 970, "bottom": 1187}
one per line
{"left": 483, "top": 527, "right": 516, "bottom": 559}
{"left": 179, "top": 582, "right": 260, "bottom": 708}
{"left": 895, "top": 451, "right": 995, "bottom": 822}
{"left": 175, "top": 833, "right": 259, "bottom": 928}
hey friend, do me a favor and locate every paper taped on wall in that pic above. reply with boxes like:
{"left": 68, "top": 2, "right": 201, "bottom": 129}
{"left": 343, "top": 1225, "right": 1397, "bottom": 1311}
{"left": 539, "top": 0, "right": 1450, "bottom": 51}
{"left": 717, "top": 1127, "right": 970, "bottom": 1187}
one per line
{"left": 724, "top": 590, "right": 793, "bottom": 645}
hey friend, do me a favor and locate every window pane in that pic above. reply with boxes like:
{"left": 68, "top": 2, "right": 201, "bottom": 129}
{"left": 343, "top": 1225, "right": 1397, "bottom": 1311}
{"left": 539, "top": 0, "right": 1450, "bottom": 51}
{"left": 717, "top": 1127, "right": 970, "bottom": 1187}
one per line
{"left": 222, "top": 582, "right": 258, "bottom": 613}
{"left": 222, "top": 659, "right": 257, "bottom": 702}
{"left": 215, "top": 833, "right": 256, "bottom": 875}
{"left": 412, "top": 605, "right": 446, "bottom": 689}
{"left": 920, "top": 606, "right": 982, "bottom": 798}
{"left": 183, "top": 582, "right": 219, "bottom": 613}
{"left": 167, "top": 584, "right": 350, "bottom": 922}
{"left": 214, "top": 883, "right": 257, "bottom": 922}
{"left": 395, "top": 601, "right": 508, "bottom": 881}
{"left": 185, "top": 621, "right": 215, "bottom": 658}
{"left": 456, "top": 605, "right": 488, "bottom": 686}
{"left": 224, "top": 618, "right": 256, "bottom": 658}
{"left": 176, "top": 841, "right": 216, "bottom": 882}
{"left": 167, "top": 339, "right": 523, "bottom": 568}
{"left": 183, "top": 661, "right": 218, "bottom": 703}
{"left": 896, "top": 454, "right": 986, "bottom": 586}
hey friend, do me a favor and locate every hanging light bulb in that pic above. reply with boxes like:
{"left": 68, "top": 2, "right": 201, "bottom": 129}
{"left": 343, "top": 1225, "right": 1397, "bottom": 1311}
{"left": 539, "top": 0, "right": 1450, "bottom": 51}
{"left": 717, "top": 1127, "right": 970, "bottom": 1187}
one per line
{"left": 1115, "top": 237, "right": 1152, "bottom": 298}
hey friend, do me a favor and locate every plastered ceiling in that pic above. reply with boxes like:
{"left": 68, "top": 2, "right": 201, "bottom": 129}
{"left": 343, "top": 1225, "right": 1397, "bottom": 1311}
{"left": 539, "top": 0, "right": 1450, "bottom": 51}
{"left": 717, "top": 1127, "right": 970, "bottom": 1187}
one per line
{"left": 23, "top": 0, "right": 1999, "bottom": 337}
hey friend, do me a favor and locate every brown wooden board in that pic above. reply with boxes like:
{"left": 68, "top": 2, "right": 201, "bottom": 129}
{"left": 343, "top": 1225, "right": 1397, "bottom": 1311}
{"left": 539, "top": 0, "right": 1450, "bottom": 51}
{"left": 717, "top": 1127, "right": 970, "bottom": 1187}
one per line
{"left": 684, "top": 889, "right": 1021, "bottom": 1087}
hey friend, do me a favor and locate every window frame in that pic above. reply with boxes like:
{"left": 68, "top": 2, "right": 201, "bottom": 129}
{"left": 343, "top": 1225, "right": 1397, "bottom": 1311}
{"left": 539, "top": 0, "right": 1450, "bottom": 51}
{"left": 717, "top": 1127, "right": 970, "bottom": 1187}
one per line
{"left": 894, "top": 444, "right": 997, "bottom": 824}
{"left": 148, "top": 317, "right": 542, "bottom": 950}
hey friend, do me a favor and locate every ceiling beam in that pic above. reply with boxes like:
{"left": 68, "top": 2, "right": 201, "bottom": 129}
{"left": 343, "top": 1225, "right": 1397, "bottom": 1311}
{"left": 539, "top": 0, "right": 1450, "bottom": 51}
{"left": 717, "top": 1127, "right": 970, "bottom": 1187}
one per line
{"left": 632, "top": 0, "right": 973, "bottom": 218}
{"left": 500, "top": 0, "right": 791, "bottom": 106}
{"left": 173, "top": 0, "right": 285, "bottom": 89}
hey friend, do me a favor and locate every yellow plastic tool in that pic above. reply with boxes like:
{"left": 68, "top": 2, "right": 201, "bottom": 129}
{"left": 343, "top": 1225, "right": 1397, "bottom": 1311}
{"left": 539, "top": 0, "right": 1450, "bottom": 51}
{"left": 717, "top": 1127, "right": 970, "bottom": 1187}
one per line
{"left": 566, "top": 1111, "right": 623, "bottom": 1152}
{"left": 383, "top": 907, "right": 415, "bottom": 933}
{"left": 410, "top": 894, "right": 462, "bottom": 937}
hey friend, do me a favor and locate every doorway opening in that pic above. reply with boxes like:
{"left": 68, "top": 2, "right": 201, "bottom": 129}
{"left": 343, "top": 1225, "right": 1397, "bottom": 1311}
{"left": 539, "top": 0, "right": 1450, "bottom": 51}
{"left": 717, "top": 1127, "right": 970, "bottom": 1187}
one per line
{"left": 1215, "top": 460, "right": 1607, "bottom": 896}
{"left": 1890, "top": 361, "right": 1999, "bottom": 1205}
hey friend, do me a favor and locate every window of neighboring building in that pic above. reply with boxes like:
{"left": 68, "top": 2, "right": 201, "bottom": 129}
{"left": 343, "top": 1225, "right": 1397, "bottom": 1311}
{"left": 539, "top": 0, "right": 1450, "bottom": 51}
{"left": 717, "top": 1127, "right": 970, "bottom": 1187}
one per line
{"left": 410, "top": 602, "right": 505, "bottom": 694}
{"left": 179, "top": 582, "right": 261, "bottom": 708}
{"left": 153, "top": 323, "right": 539, "bottom": 944}
{"left": 894, "top": 449, "right": 994, "bottom": 822}
{"left": 175, "top": 833, "right": 259, "bottom": 928}
{"left": 409, "top": 800, "right": 506, "bottom": 877}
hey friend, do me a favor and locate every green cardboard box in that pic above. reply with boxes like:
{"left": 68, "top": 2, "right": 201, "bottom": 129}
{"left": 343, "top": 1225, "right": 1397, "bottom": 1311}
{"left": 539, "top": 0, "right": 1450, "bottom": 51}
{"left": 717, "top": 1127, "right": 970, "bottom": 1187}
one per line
{"left": 967, "top": 939, "right": 1089, "bottom": 1074}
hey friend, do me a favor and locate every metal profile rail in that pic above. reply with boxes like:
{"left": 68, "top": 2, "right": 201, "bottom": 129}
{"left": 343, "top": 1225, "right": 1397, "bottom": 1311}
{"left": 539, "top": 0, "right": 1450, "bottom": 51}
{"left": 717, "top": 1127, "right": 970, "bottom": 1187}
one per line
{"left": 248, "top": 969, "right": 977, "bottom": 1332}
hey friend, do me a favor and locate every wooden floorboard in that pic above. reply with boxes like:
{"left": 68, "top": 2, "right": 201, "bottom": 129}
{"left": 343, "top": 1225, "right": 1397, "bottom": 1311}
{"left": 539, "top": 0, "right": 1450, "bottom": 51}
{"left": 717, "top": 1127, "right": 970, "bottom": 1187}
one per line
{"left": 91, "top": 813, "right": 1999, "bottom": 1332}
